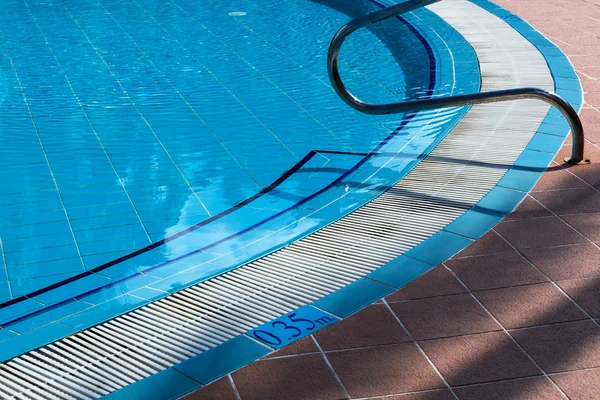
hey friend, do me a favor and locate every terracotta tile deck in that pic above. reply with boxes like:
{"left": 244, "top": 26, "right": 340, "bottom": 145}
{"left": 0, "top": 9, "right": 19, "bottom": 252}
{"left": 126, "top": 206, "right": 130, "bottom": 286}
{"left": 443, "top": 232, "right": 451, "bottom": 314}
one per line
{"left": 182, "top": 0, "right": 600, "bottom": 397}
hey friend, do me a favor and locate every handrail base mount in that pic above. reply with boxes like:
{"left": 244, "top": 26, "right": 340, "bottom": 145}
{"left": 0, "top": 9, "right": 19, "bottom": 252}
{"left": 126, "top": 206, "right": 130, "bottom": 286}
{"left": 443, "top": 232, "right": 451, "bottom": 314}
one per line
{"left": 564, "top": 157, "right": 590, "bottom": 165}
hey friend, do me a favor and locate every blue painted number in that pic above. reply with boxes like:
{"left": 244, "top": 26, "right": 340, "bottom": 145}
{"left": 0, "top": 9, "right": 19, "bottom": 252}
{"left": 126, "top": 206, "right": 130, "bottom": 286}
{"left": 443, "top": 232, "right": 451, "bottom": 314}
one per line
{"left": 250, "top": 306, "right": 338, "bottom": 349}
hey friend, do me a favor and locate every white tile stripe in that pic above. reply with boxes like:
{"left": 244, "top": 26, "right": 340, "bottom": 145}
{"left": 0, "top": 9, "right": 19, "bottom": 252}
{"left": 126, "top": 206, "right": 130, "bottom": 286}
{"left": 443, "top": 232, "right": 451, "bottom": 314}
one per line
{"left": 0, "top": 1, "right": 560, "bottom": 398}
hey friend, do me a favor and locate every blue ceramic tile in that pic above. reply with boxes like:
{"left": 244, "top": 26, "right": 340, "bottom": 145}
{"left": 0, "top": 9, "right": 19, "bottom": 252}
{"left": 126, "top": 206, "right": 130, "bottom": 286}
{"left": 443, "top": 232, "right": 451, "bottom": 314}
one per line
{"left": 33, "top": 273, "right": 112, "bottom": 305}
{"left": 8, "top": 300, "right": 91, "bottom": 333}
{"left": 78, "top": 236, "right": 149, "bottom": 257}
{"left": 0, "top": 322, "right": 76, "bottom": 363}
{"left": 129, "top": 287, "right": 169, "bottom": 301}
{"left": 515, "top": 149, "right": 556, "bottom": 171}
{"left": 0, "top": 329, "right": 16, "bottom": 343}
{"left": 9, "top": 272, "right": 85, "bottom": 298}
{"left": 102, "top": 367, "right": 200, "bottom": 400}
{"left": 2, "top": 233, "right": 76, "bottom": 252}
{"left": 537, "top": 122, "right": 571, "bottom": 137}
{"left": 368, "top": 254, "right": 435, "bottom": 289}
{"left": 175, "top": 335, "right": 270, "bottom": 384}
{"left": 7, "top": 257, "right": 84, "bottom": 281}
{"left": 59, "top": 294, "right": 147, "bottom": 330}
{"left": 0, "top": 281, "right": 10, "bottom": 303}
{"left": 144, "top": 250, "right": 219, "bottom": 280}
{"left": 476, "top": 187, "right": 527, "bottom": 216}
{"left": 82, "top": 251, "right": 135, "bottom": 271}
{"left": 0, "top": 299, "right": 44, "bottom": 326}
{"left": 497, "top": 155, "right": 552, "bottom": 193}
{"left": 405, "top": 230, "right": 473, "bottom": 266}
{"left": 148, "top": 262, "right": 231, "bottom": 293}
{"left": 67, "top": 202, "right": 136, "bottom": 220}
{"left": 313, "top": 278, "right": 395, "bottom": 318}
{"left": 527, "top": 133, "right": 566, "bottom": 154}
{"left": 444, "top": 207, "right": 505, "bottom": 239}
{"left": 248, "top": 306, "right": 338, "bottom": 349}
{"left": 4, "top": 245, "right": 81, "bottom": 268}
{"left": 0, "top": 221, "right": 73, "bottom": 242}
{"left": 78, "top": 274, "right": 158, "bottom": 305}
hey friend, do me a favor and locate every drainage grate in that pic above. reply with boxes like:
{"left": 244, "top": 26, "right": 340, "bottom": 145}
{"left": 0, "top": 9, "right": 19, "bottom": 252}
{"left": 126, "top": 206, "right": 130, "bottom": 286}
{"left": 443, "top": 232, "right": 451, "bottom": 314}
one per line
{"left": 0, "top": 1, "right": 557, "bottom": 398}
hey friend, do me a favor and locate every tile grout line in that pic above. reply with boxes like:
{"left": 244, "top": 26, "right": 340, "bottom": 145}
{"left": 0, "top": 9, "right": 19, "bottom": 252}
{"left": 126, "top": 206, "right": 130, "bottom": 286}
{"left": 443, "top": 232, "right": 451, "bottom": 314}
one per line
{"left": 160, "top": 0, "right": 340, "bottom": 159}
{"left": 526, "top": 195, "right": 600, "bottom": 252}
{"left": 169, "top": 0, "right": 358, "bottom": 156}
{"left": 354, "top": 387, "right": 453, "bottom": 399}
{"left": 548, "top": 143, "right": 600, "bottom": 196}
{"left": 442, "top": 263, "right": 571, "bottom": 398}
{"left": 494, "top": 195, "right": 600, "bottom": 329}
{"left": 58, "top": 0, "right": 215, "bottom": 218}
{"left": 227, "top": 373, "right": 243, "bottom": 400}
{"left": 546, "top": 365, "right": 600, "bottom": 377}
{"left": 0, "top": 233, "right": 10, "bottom": 300}
{"left": 101, "top": 0, "right": 264, "bottom": 195}
{"left": 381, "top": 298, "right": 460, "bottom": 400}
{"left": 311, "top": 334, "right": 352, "bottom": 399}
{"left": 235, "top": 0, "right": 403, "bottom": 103}
{"left": 448, "top": 374, "right": 565, "bottom": 390}
{"left": 0, "top": 27, "right": 87, "bottom": 278}
{"left": 22, "top": 0, "right": 154, "bottom": 247}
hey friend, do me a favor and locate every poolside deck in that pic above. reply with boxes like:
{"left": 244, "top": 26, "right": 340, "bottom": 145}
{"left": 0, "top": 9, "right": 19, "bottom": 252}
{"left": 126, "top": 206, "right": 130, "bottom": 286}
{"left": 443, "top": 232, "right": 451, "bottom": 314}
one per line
{"left": 184, "top": 0, "right": 600, "bottom": 398}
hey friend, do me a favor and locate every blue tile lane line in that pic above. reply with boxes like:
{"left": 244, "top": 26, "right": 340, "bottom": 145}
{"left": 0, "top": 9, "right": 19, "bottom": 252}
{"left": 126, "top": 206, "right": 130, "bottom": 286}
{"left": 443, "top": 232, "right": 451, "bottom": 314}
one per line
{"left": 102, "top": 1, "right": 583, "bottom": 396}
{"left": 0, "top": 1, "right": 482, "bottom": 356}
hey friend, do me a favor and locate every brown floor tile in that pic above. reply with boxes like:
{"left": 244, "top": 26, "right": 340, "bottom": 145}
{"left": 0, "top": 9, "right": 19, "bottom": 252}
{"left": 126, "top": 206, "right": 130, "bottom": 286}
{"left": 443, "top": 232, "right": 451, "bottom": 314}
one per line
{"left": 382, "top": 390, "right": 455, "bottom": 400}
{"left": 453, "top": 230, "right": 513, "bottom": 257}
{"left": 532, "top": 188, "right": 600, "bottom": 215}
{"left": 510, "top": 320, "right": 600, "bottom": 373}
{"left": 326, "top": 343, "right": 445, "bottom": 398}
{"left": 389, "top": 294, "right": 501, "bottom": 340}
{"left": 180, "top": 377, "right": 237, "bottom": 400}
{"left": 550, "top": 368, "right": 600, "bottom": 400}
{"left": 503, "top": 196, "right": 553, "bottom": 221}
{"left": 554, "top": 145, "right": 600, "bottom": 186}
{"left": 558, "top": 278, "right": 600, "bottom": 318}
{"left": 446, "top": 251, "right": 548, "bottom": 291}
{"left": 232, "top": 354, "right": 347, "bottom": 400}
{"left": 522, "top": 243, "right": 600, "bottom": 280}
{"left": 420, "top": 331, "right": 541, "bottom": 386}
{"left": 581, "top": 108, "right": 600, "bottom": 123}
{"left": 494, "top": 217, "right": 587, "bottom": 249}
{"left": 453, "top": 376, "right": 564, "bottom": 400}
{"left": 532, "top": 167, "right": 588, "bottom": 191}
{"left": 474, "top": 283, "right": 587, "bottom": 329}
{"left": 315, "top": 304, "right": 410, "bottom": 351}
{"left": 578, "top": 124, "right": 600, "bottom": 143}
{"left": 563, "top": 212, "right": 600, "bottom": 242}
{"left": 264, "top": 336, "right": 319, "bottom": 358}
{"left": 386, "top": 266, "right": 467, "bottom": 302}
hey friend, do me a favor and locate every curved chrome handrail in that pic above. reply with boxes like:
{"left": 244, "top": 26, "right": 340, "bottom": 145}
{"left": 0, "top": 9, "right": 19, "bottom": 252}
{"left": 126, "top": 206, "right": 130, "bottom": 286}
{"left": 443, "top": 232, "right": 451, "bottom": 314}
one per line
{"left": 327, "top": 0, "right": 588, "bottom": 164}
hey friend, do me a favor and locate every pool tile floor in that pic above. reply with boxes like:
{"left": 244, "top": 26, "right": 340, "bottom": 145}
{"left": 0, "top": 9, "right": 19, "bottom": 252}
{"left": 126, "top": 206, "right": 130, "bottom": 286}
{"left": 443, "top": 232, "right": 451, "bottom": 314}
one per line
{"left": 181, "top": 0, "right": 600, "bottom": 397}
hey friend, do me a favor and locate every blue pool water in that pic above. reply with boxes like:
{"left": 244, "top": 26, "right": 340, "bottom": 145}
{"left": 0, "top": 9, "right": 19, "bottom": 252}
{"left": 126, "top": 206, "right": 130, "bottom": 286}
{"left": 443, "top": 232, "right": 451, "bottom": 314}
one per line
{"left": 0, "top": 0, "right": 479, "bottom": 355}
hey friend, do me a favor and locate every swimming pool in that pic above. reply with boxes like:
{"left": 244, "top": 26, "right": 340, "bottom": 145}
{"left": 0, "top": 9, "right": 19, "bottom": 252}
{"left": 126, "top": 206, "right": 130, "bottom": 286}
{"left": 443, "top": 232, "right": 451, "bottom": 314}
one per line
{"left": 0, "top": 0, "right": 586, "bottom": 397}
{"left": 0, "top": 0, "right": 477, "bottom": 337}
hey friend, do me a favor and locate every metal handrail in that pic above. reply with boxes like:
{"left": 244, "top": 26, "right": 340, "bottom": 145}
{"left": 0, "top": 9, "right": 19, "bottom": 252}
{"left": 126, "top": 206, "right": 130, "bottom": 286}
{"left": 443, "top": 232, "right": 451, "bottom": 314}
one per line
{"left": 327, "top": 0, "right": 588, "bottom": 164}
